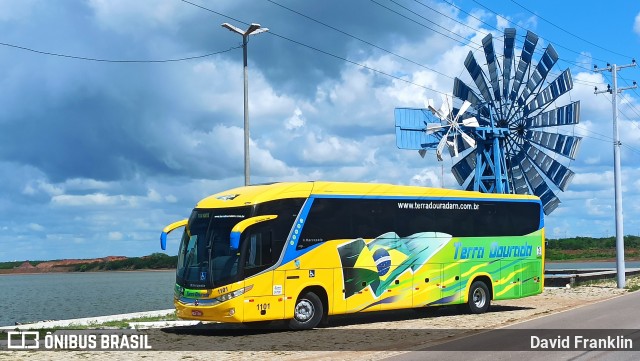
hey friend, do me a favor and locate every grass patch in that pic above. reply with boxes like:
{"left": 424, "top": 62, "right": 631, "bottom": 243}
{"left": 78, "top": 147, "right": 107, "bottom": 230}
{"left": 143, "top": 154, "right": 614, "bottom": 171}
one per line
{"left": 626, "top": 284, "right": 640, "bottom": 292}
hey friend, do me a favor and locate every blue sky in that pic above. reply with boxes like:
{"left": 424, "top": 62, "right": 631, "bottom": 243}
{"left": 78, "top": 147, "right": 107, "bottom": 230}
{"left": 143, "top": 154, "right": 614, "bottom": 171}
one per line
{"left": 1, "top": 0, "right": 639, "bottom": 261}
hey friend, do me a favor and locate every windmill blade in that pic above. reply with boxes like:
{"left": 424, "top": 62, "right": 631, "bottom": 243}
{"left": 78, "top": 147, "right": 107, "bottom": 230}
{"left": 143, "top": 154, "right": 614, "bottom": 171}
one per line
{"left": 524, "top": 69, "right": 573, "bottom": 116}
{"left": 428, "top": 105, "right": 445, "bottom": 120}
{"left": 458, "top": 129, "right": 476, "bottom": 148}
{"left": 435, "top": 130, "right": 449, "bottom": 161}
{"left": 453, "top": 78, "right": 490, "bottom": 125}
{"left": 520, "top": 44, "right": 559, "bottom": 103}
{"left": 502, "top": 28, "right": 516, "bottom": 99}
{"left": 453, "top": 77, "right": 483, "bottom": 108}
{"left": 447, "top": 138, "right": 458, "bottom": 157}
{"left": 439, "top": 104, "right": 449, "bottom": 121}
{"left": 526, "top": 101, "right": 580, "bottom": 128}
{"left": 464, "top": 51, "right": 493, "bottom": 103}
{"left": 524, "top": 143, "right": 575, "bottom": 191}
{"left": 426, "top": 123, "right": 447, "bottom": 134}
{"left": 454, "top": 101, "right": 473, "bottom": 122}
{"left": 425, "top": 98, "right": 448, "bottom": 121}
{"left": 482, "top": 33, "right": 501, "bottom": 101}
{"left": 462, "top": 117, "right": 479, "bottom": 128}
{"left": 426, "top": 98, "right": 434, "bottom": 109}
{"left": 518, "top": 155, "right": 561, "bottom": 214}
{"left": 449, "top": 131, "right": 475, "bottom": 155}
{"left": 509, "top": 155, "right": 532, "bottom": 195}
{"left": 509, "top": 31, "right": 539, "bottom": 102}
{"left": 525, "top": 129, "right": 582, "bottom": 160}
{"left": 451, "top": 149, "right": 476, "bottom": 186}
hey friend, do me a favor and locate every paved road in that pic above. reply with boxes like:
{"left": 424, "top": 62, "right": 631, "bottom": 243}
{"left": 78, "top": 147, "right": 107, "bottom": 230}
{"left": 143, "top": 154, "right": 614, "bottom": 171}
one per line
{"left": 386, "top": 291, "right": 640, "bottom": 361}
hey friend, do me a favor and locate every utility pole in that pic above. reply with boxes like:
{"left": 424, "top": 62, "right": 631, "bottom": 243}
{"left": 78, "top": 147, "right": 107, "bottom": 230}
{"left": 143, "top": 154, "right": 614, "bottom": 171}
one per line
{"left": 222, "top": 23, "right": 269, "bottom": 186}
{"left": 594, "top": 60, "right": 637, "bottom": 288}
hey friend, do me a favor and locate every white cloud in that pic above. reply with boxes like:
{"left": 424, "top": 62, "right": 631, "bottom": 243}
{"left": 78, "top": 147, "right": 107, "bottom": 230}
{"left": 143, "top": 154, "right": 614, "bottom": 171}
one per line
{"left": 51, "top": 193, "right": 128, "bottom": 207}
{"left": 285, "top": 107, "right": 305, "bottom": 130}
{"left": 301, "top": 131, "right": 374, "bottom": 166}
{"left": 635, "top": 12, "right": 640, "bottom": 35}
{"left": 28, "top": 223, "right": 44, "bottom": 232}
{"left": 108, "top": 231, "right": 123, "bottom": 241}
{"left": 410, "top": 169, "right": 441, "bottom": 187}
{"left": 585, "top": 198, "right": 611, "bottom": 216}
{"left": 22, "top": 179, "right": 63, "bottom": 197}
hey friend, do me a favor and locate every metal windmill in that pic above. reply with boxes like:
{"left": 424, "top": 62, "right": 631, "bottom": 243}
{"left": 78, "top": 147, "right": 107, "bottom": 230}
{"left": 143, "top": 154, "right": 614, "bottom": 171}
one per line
{"left": 395, "top": 28, "right": 581, "bottom": 214}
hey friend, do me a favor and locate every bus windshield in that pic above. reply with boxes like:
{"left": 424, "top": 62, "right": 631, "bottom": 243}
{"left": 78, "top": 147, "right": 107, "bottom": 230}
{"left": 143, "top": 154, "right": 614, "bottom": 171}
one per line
{"left": 176, "top": 207, "right": 250, "bottom": 288}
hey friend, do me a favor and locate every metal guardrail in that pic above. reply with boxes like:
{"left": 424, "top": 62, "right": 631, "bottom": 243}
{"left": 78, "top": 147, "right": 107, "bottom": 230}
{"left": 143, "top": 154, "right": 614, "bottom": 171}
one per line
{"left": 544, "top": 268, "right": 640, "bottom": 287}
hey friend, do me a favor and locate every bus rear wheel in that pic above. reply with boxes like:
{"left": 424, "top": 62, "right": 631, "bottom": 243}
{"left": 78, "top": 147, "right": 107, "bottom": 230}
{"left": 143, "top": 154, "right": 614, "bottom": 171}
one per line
{"left": 289, "top": 291, "right": 323, "bottom": 330}
{"left": 466, "top": 281, "right": 490, "bottom": 314}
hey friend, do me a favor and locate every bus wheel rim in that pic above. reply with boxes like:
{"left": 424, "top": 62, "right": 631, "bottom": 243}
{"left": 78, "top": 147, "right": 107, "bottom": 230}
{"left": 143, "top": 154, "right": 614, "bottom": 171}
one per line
{"left": 295, "top": 299, "right": 314, "bottom": 322}
{"left": 473, "top": 287, "right": 486, "bottom": 308}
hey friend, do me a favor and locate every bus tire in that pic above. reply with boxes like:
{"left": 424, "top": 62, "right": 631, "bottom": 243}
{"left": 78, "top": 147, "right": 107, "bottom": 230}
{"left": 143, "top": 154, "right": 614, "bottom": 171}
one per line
{"left": 289, "top": 291, "right": 323, "bottom": 330}
{"left": 466, "top": 281, "right": 490, "bottom": 314}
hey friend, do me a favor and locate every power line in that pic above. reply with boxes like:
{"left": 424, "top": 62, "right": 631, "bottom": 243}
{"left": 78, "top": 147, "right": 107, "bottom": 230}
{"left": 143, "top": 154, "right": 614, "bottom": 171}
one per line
{"left": 266, "top": 0, "right": 454, "bottom": 80}
{"left": 180, "top": 0, "right": 450, "bottom": 96}
{"left": 180, "top": 0, "right": 247, "bottom": 25}
{"left": 369, "top": 0, "right": 484, "bottom": 51}
{"left": 411, "top": 0, "right": 607, "bottom": 79}
{"left": 267, "top": 0, "right": 605, "bottom": 98}
{"left": 510, "top": 0, "right": 633, "bottom": 60}
{"left": 470, "top": 0, "right": 610, "bottom": 64}
{"left": 267, "top": 31, "right": 448, "bottom": 95}
{"left": 411, "top": 0, "right": 489, "bottom": 37}
{"left": 0, "top": 41, "right": 242, "bottom": 63}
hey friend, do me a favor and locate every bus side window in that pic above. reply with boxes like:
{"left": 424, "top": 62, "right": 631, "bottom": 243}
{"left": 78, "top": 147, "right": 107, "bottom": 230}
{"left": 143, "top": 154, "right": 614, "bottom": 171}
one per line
{"left": 243, "top": 228, "right": 276, "bottom": 277}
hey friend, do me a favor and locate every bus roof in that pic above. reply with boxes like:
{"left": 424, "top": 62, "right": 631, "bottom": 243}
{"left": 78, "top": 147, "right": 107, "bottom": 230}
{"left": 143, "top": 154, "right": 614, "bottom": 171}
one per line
{"left": 195, "top": 181, "right": 540, "bottom": 209}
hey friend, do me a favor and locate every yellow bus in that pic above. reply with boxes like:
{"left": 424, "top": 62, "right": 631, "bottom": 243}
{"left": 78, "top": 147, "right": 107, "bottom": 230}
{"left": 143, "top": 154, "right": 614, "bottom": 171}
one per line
{"left": 160, "top": 181, "right": 544, "bottom": 329}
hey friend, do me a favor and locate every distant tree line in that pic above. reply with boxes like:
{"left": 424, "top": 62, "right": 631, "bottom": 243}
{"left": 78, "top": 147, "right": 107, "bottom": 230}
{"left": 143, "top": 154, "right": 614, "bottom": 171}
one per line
{"left": 0, "top": 260, "right": 45, "bottom": 270}
{"left": 546, "top": 236, "right": 640, "bottom": 250}
{"left": 72, "top": 253, "right": 177, "bottom": 272}
{"left": 545, "top": 235, "right": 640, "bottom": 261}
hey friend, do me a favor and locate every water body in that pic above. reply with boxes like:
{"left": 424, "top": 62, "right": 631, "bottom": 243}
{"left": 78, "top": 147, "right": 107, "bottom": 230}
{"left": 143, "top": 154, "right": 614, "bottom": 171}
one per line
{"left": 0, "top": 271, "right": 176, "bottom": 327}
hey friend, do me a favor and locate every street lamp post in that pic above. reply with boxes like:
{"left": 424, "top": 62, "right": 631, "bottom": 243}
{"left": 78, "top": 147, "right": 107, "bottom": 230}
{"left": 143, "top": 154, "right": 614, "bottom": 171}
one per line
{"left": 221, "top": 22, "right": 268, "bottom": 186}
{"left": 222, "top": 23, "right": 269, "bottom": 186}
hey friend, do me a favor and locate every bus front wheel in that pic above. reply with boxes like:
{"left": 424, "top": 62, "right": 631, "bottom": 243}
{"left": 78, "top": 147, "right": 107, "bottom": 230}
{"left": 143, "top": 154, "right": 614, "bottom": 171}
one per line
{"left": 289, "top": 291, "right": 323, "bottom": 330}
{"left": 466, "top": 281, "right": 490, "bottom": 314}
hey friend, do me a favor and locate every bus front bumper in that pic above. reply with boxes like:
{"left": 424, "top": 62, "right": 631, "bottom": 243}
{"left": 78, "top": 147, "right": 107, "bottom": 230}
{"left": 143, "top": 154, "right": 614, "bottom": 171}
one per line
{"left": 174, "top": 299, "right": 243, "bottom": 323}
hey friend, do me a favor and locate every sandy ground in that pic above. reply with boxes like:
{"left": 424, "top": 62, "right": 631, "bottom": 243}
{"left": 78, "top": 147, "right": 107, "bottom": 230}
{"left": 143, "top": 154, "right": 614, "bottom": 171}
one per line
{"left": 2, "top": 277, "right": 638, "bottom": 361}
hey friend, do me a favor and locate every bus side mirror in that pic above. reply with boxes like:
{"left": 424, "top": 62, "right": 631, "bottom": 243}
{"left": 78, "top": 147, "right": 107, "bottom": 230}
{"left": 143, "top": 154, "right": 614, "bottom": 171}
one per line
{"left": 229, "top": 215, "right": 278, "bottom": 250}
{"left": 160, "top": 219, "right": 188, "bottom": 250}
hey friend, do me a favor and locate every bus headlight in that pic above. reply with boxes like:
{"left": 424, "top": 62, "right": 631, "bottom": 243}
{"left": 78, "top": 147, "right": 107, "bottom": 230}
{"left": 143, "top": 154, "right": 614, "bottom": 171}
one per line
{"left": 215, "top": 285, "right": 253, "bottom": 303}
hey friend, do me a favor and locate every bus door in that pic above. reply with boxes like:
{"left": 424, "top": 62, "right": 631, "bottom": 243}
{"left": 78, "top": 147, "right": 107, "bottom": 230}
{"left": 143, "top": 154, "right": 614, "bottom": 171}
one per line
{"left": 521, "top": 260, "right": 542, "bottom": 296}
{"left": 496, "top": 261, "right": 521, "bottom": 300}
{"left": 413, "top": 263, "right": 460, "bottom": 307}
{"left": 233, "top": 216, "right": 285, "bottom": 322}
{"left": 440, "top": 263, "right": 461, "bottom": 305}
